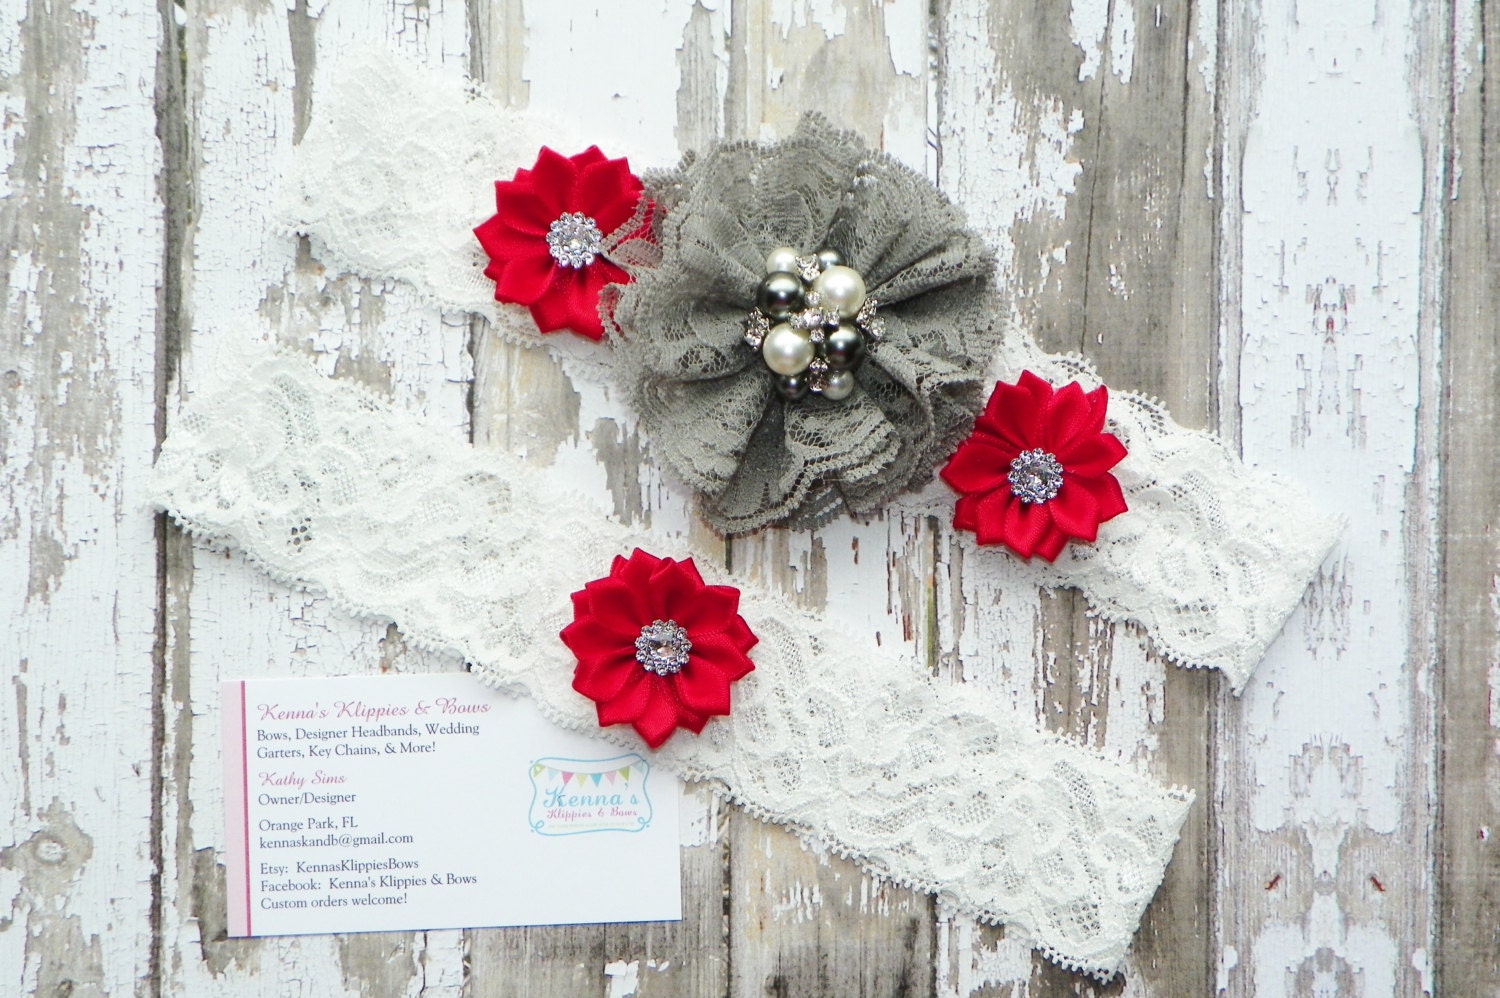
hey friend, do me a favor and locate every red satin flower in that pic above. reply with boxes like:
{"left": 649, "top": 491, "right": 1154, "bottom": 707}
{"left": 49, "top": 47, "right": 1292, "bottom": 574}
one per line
{"left": 561, "top": 549, "right": 757, "bottom": 748}
{"left": 940, "top": 371, "right": 1129, "bottom": 562}
{"left": 473, "top": 146, "right": 645, "bottom": 341}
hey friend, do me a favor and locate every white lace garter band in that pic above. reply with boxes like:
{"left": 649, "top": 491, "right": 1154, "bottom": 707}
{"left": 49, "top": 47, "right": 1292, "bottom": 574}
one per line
{"left": 153, "top": 347, "right": 1192, "bottom": 979}
{"left": 277, "top": 51, "right": 1341, "bottom": 691}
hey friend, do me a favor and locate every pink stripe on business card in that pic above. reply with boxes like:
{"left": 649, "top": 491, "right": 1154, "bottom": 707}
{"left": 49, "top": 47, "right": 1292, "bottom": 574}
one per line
{"left": 222, "top": 680, "right": 252, "bottom": 937}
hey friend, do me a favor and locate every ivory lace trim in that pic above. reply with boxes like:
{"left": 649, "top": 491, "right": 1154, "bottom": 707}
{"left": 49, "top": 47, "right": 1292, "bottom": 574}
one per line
{"left": 153, "top": 346, "right": 1193, "bottom": 979}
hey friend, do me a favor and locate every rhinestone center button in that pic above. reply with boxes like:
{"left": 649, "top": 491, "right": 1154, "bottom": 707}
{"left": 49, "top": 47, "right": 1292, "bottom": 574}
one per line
{"left": 546, "top": 212, "right": 604, "bottom": 268}
{"left": 1007, "top": 449, "right": 1064, "bottom": 504}
{"left": 635, "top": 619, "right": 692, "bottom": 676}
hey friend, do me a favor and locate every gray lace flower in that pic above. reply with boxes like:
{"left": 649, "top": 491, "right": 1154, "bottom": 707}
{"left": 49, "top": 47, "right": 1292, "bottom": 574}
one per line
{"left": 609, "top": 114, "right": 998, "bottom": 534}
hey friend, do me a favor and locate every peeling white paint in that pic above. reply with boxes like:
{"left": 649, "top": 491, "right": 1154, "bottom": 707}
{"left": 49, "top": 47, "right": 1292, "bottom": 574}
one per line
{"left": 1192, "top": 0, "right": 1218, "bottom": 97}
{"left": 1487, "top": 575, "right": 1500, "bottom": 729}
{"left": 678, "top": 784, "right": 720, "bottom": 846}
{"left": 603, "top": 959, "right": 640, "bottom": 998}
{"left": 1071, "top": 0, "right": 1136, "bottom": 83}
{"left": 1110, "top": 0, "right": 1136, "bottom": 84}
{"left": 940, "top": 3, "right": 1085, "bottom": 305}
{"left": 1070, "top": 0, "right": 1108, "bottom": 80}
{"left": 1226, "top": 0, "right": 1435, "bottom": 990}
{"left": 933, "top": 918, "right": 1032, "bottom": 998}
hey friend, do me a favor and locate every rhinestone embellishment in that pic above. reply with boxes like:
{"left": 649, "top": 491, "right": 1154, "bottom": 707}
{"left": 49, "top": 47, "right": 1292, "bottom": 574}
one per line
{"left": 635, "top": 619, "right": 692, "bottom": 676}
{"left": 546, "top": 212, "right": 604, "bottom": 268}
{"left": 1008, "top": 449, "right": 1064, "bottom": 504}
{"left": 743, "top": 309, "right": 771, "bottom": 349}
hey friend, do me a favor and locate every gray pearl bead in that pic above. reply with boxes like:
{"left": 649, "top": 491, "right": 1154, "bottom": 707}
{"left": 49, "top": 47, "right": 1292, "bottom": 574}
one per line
{"left": 822, "top": 370, "right": 855, "bottom": 401}
{"left": 757, "top": 271, "right": 804, "bottom": 320}
{"left": 815, "top": 247, "right": 844, "bottom": 271}
{"left": 822, "top": 324, "right": 865, "bottom": 370}
{"left": 775, "top": 374, "right": 810, "bottom": 400}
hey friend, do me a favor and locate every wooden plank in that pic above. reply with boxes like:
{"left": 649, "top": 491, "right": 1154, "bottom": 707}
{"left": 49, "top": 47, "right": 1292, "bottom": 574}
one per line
{"left": 463, "top": 2, "right": 730, "bottom": 995}
{"left": 158, "top": 2, "right": 473, "bottom": 995}
{"left": 717, "top": 3, "right": 942, "bottom": 995}
{"left": 1437, "top": 0, "right": 1500, "bottom": 992}
{"left": 934, "top": 1, "right": 1217, "bottom": 993}
{"left": 1214, "top": 0, "right": 1442, "bottom": 993}
{"left": 0, "top": 2, "right": 164, "bottom": 994}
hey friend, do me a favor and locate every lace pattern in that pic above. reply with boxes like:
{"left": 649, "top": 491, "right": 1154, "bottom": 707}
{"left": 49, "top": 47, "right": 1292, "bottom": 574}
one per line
{"left": 153, "top": 347, "right": 1192, "bottom": 979}
{"left": 274, "top": 50, "right": 1341, "bottom": 691}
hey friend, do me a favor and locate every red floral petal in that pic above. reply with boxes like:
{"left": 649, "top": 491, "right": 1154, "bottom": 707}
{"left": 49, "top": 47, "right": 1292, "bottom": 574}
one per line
{"left": 582, "top": 576, "right": 650, "bottom": 637}
{"left": 647, "top": 558, "right": 697, "bottom": 619}
{"left": 1047, "top": 481, "right": 1102, "bottom": 542}
{"left": 571, "top": 646, "right": 642, "bottom": 702}
{"left": 971, "top": 489, "right": 1016, "bottom": 548}
{"left": 530, "top": 266, "right": 603, "bottom": 339}
{"left": 475, "top": 216, "right": 546, "bottom": 264}
{"left": 719, "top": 614, "right": 759, "bottom": 656}
{"left": 1041, "top": 381, "right": 1096, "bottom": 453}
{"left": 675, "top": 708, "right": 712, "bottom": 735}
{"left": 573, "top": 157, "right": 642, "bottom": 235}
{"left": 1000, "top": 496, "right": 1053, "bottom": 559}
{"left": 529, "top": 147, "right": 579, "bottom": 213}
{"left": 559, "top": 615, "right": 624, "bottom": 662}
{"left": 673, "top": 660, "right": 733, "bottom": 716}
{"left": 570, "top": 146, "right": 609, "bottom": 171}
{"left": 566, "top": 259, "right": 629, "bottom": 340}
{"left": 953, "top": 493, "right": 983, "bottom": 533}
{"left": 668, "top": 582, "right": 739, "bottom": 632}
{"left": 632, "top": 682, "right": 683, "bottom": 748}
{"left": 495, "top": 250, "right": 559, "bottom": 306}
{"left": 493, "top": 181, "right": 556, "bottom": 236}
{"left": 527, "top": 284, "right": 582, "bottom": 336}
{"left": 940, "top": 435, "right": 1012, "bottom": 496}
{"left": 1056, "top": 432, "right": 1127, "bottom": 478}
{"left": 592, "top": 668, "right": 652, "bottom": 726}
{"left": 1034, "top": 527, "right": 1070, "bottom": 562}
{"left": 979, "top": 373, "right": 1052, "bottom": 451}
{"left": 695, "top": 632, "right": 756, "bottom": 680}
{"left": 1072, "top": 472, "right": 1129, "bottom": 524}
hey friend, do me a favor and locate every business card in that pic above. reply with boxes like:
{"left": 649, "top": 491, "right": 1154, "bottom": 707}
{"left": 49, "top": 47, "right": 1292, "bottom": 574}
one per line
{"left": 222, "top": 672, "right": 681, "bottom": 937}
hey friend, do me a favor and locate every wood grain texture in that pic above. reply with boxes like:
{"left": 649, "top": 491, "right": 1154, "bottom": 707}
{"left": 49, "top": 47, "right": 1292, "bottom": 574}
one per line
{"left": 934, "top": 1, "right": 1216, "bottom": 993}
{"left": 1437, "top": 1, "right": 1500, "bottom": 994}
{"left": 1216, "top": 1, "right": 1443, "bottom": 994}
{"left": 159, "top": 3, "right": 472, "bottom": 995}
{"left": 0, "top": 2, "right": 163, "bottom": 994}
{"left": 2, "top": 0, "right": 1486, "bottom": 995}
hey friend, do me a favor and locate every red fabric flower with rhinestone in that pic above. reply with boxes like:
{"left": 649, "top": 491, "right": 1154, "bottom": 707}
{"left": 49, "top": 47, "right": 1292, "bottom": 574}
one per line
{"left": 561, "top": 549, "right": 757, "bottom": 748}
{"left": 473, "top": 146, "right": 646, "bottom": 341}
{"left": 940, "top": 371, "right": 1129, "bottom": 562}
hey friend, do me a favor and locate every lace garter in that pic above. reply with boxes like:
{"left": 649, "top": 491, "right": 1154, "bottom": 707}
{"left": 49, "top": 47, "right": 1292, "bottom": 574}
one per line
{"left": 278, "top": 52, "right": 1340, "bottom": 692}
{"left": 153, "top": 347, "right": 1192, "bottom": 979}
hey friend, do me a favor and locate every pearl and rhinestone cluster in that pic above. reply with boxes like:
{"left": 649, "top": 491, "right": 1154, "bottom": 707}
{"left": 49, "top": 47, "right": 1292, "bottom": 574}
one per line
{"left": 635, "top": 619, "right": 692, "bottom": 676}
{"left": 742, "top": 247, "right": 883, "bottom": 401}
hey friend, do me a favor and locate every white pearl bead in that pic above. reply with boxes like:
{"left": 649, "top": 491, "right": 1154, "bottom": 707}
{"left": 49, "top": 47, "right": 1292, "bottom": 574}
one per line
{"left": 761, "top": 323, "right": 814, "bottom": 376}
{"left": 764, "top": 246, "right": 802, "bottom": 275}
{"left": 811, "top": 265, "right": 866, "bottom": 319}
{"left": 822, "top": 370, "right": 855, "bottom": 400}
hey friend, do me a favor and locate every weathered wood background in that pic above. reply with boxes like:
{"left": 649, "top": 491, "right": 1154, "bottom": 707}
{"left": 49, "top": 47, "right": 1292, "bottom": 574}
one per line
{"left": 2, "top": 0, "right": 1495, "bottom": 995}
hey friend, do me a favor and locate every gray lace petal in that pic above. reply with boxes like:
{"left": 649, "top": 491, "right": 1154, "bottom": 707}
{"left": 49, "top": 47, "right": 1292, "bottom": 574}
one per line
{"left": 612, "top": 114, "right": 1001, "bottom": 534}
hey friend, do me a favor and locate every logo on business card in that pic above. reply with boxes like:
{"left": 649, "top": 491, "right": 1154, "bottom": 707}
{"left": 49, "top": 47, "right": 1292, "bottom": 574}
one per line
{"left": 527, "top": 753, "right": 654, "bottom": 835}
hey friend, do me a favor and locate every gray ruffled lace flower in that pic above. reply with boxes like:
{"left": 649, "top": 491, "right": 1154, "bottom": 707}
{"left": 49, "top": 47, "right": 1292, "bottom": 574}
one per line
{"left": 609, "top": 114, "right": 998, "bottom": 533}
